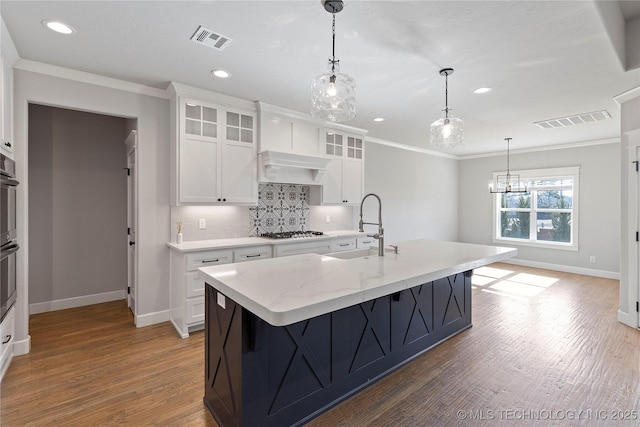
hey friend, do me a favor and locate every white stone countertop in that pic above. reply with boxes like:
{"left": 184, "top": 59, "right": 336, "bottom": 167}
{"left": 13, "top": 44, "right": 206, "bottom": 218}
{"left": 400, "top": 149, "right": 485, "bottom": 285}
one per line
{"left": 198, "top": 239, "right": 517, "bottom": 326}
{"left": 166, "top": 230, "right": 366, "bottom": 252}
{"left": 167, "top": 237, "right": 272, "bottom": 252}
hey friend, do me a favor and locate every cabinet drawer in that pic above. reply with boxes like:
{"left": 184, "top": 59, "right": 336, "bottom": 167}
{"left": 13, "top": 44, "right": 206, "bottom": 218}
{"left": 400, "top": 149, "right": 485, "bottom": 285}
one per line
{"left": 331, "top": 238, "right": 357, "bottom": 252}
{"left": 186, "top": 250, "right": 233, "bottom": 271}
{"left": 1, "top": 306, "right": 15, "bottom": 361}
{"left": 274, "top": 240, "right": 333, "bottom": 257}
{"left": 186, "top": 271, "right": 205, "bottom": 298}
{"left": 234, "top": 245, "right": 272, "bottom": 263}
{"left": 356, "top": 236, "right": 376, "bottom": 248}
{"left": 186, "top": 297, "right": 205, "bottom": 325}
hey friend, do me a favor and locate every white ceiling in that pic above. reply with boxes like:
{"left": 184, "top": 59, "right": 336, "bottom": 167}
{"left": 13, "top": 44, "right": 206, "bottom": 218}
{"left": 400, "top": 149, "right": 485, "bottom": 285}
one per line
{"left": 1, "top": 1, "right": 639, "bottom": 156}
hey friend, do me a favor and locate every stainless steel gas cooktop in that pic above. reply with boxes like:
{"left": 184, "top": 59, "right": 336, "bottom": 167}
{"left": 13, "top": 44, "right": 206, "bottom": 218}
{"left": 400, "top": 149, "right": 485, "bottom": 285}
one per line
{"left": 260, "top": 231, "right": 324, "bottom": 239}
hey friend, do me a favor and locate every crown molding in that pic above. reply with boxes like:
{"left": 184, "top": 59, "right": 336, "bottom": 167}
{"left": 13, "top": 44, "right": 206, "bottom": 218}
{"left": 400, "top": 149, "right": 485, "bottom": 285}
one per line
{"left": 459, "top": 138, "right": 620, "bottom": 160}
{"left": 614, "top": 85, "right": 640, "bottom": 105}
{"left": 13, "top": 59, "right": 169, "bottom": 98}
{"left": 167, "top": 82, "right": 256, "bottom": 111}
{"left": 365, "top": 136, "right": 458, "bottom": 160}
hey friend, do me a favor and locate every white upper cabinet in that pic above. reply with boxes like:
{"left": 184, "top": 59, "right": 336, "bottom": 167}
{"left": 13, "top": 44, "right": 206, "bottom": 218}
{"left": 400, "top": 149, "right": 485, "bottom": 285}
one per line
{"left": 258, "top": 103, "right": 321, "bottom": 156}
{"left": 170, "top": 89, "right": 258, "bottom": 205}
{"left": 0, "top": 17, "right": 17, "bottom": 159}
{"left": 310, "top": 130, "right": 365, "bottom": 206}
{"left": 0, "top": 52, "right": 14, "bottom": 158}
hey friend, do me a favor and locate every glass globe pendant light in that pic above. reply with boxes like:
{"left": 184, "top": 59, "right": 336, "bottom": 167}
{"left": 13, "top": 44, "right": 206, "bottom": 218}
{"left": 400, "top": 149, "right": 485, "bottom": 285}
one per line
{"left": 310, "top": 0, "right": 356, "bottom": 122}
{"left": 430, "top": 68, "right": 464, "bottom": 147}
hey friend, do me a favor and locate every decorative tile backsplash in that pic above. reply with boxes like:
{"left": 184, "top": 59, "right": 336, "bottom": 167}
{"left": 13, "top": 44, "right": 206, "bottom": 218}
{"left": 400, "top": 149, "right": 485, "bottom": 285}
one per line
{"left": 249, "top": 183, "right": 310, "bottom": 236}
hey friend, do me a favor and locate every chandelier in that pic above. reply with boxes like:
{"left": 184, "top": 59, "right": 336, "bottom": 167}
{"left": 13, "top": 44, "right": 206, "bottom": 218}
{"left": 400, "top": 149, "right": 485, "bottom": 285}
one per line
{"left": 430, "top": 68, "right": 464, "bottom": 147}
{"left": 310, "top": 0, "right": 356, "bottom": 122}
{"left": 489, "top": 138, "right": 528, "bottom": 193}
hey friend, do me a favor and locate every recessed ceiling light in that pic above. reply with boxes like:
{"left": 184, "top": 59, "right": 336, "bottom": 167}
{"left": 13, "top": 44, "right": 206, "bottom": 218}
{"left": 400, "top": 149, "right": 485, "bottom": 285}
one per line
{"left": 473, "top": 87, "right": 492, "bottom": 94}
{"left": 211, "top": 69, "right": 231, "bottom": 78}
{"left": 42, "top": 20, "right": 76, "bottom": 35}
{"left": 373, "top": 117, "right": 384, "bottom": 122}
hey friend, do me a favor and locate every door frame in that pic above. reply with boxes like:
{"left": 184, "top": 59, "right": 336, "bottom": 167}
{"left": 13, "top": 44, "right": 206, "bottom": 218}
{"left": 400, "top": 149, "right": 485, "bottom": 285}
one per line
{"left": 620, "top": 128, "right": 640, "bottom": 329}
{"left": 125, "top": 130, "right": 138, "bottom": 322}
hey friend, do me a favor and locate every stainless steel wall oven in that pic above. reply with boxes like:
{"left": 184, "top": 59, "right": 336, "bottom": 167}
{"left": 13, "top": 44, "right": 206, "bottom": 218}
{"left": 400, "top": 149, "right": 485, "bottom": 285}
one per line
{"left": 1, "top": 154, "right": 18, "bottom": 322}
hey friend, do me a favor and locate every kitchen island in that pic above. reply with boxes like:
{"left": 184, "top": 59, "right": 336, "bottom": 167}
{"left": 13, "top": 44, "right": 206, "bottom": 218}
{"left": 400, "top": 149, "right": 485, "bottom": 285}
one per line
{"left": 199, "top": 239, "right": 516, "bottom": 427}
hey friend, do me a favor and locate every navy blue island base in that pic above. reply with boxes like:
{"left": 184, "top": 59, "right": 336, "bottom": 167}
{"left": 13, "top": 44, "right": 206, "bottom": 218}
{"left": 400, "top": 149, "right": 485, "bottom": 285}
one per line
{"left": 203, "top": 270, "right": 473, "bottom": 427}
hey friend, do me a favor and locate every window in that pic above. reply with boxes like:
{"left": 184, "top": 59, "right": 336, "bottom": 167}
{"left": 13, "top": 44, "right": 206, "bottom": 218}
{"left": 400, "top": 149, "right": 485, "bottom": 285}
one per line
{"left": 493, "top": 167, "right": 579, "bottom": 250}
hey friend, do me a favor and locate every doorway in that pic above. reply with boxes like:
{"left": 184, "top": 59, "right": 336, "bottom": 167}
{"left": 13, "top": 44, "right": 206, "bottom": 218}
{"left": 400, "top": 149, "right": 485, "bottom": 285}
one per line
{"left": 28, "top": 104, "right": 130, "bottom": 315}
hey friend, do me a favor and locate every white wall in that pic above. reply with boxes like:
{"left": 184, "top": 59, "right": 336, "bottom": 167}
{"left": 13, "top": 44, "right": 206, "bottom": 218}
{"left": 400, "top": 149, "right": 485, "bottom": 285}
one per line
{"left": 309, "top": 205, "right": 354, "bottom": 232}
{"left": 28, "top": 105, "right": 127, "bottom": 309}
{"left": 170, "top": 205, "right": 355, "bottom": 242}
{"left": 361, "top": 142, "right": 459, "bottom": 244}
{"left": 13, "top": 66, "right": 170, "bottom": 353}
{"left": 459, "top": 142, "right": 620, "bottom": 276}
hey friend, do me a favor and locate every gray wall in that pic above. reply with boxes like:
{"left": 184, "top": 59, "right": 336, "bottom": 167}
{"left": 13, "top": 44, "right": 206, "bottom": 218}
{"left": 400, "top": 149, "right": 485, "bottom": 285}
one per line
{"left": 363, "top": 143, "right": 459, "bottom": 243}
{"left": 458, "top": 142, "right": 620, "bottom": 274}
{"left": 28, "top": 105, "right": 127, "bottom": 305}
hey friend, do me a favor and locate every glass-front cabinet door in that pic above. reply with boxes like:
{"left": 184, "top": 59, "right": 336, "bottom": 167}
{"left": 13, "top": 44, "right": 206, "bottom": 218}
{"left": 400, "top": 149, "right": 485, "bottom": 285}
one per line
{"left": 183, "top": 100, "right": 218, "bottom": 140}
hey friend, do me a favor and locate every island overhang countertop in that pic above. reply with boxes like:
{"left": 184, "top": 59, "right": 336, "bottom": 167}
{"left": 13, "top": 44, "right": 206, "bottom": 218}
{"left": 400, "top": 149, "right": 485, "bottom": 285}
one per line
{"left": 198, "top": 239, "right": 517, "bottom": 326}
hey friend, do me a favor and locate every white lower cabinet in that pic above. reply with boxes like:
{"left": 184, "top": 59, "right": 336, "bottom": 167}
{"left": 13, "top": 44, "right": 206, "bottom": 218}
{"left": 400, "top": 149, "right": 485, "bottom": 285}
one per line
{"left": 331, "top": 237, "right": 357, "bottom": 252}
{"left": 357, "top": 236, "right": 376, "bottom": 248}
{"left": 234, "top": 245, "right": 272, "bottom": 263}
{"left": 170, "top": 246, "right": 272, "bottom": 338}
{"left": 170, "top": 236, "right": 363, "bottom": 337}
{"left": 273, "top": 240, "right": 333, "bottom": 257}
{"left": 170, "top": 249, "right": 233, "bottom": 338}
{"left": 0, "top": 306, "right": 15, "bottom": 382}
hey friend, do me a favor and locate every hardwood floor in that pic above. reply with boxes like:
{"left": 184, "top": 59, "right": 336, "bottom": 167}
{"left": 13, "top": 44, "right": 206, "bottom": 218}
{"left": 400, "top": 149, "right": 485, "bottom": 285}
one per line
{"left": 1, "top": 263, "right": 638, "bottom": 426}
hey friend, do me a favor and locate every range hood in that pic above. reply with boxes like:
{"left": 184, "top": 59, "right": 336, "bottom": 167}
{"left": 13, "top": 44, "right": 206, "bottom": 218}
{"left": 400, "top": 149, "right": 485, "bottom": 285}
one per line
{"left": 259, "top": 150, "right": 332, "bottom": 183}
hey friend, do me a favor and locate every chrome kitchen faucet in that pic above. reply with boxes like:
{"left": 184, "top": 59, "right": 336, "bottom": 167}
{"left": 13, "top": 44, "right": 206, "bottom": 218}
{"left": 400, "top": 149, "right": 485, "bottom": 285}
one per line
{"left": 358, "top": 193, "right": 384, "bottom": 256}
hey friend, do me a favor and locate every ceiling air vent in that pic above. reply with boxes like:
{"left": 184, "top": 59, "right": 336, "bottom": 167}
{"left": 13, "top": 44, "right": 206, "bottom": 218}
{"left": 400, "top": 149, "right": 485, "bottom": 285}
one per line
{"left": 190, "top": 25, "right": 232, "bottom": 50}
{"left": 534, "top": 110, "right": 611, "bottom": 130}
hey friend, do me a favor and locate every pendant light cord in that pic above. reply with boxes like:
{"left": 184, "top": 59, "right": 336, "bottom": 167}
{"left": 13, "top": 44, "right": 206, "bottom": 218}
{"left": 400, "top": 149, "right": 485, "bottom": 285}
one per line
{"left": 444, "top": 73, "right": 449, "bottom": 118}
{"left": 505, "top": 137, "right": 511, "bottom": 177}
{"left": 331, "top": 14, "right": 337, "bottom": 74}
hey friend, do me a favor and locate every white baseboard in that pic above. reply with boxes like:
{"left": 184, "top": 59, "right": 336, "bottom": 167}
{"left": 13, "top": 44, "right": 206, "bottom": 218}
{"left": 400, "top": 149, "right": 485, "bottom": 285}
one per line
{"left": 29, "top": 290, "right": 126, "bottom": 314}
{"left": 617, "top": 309, "right": 639, "bottom": 329}
{"left": 500, "top": 258, "right": 620, "bottom": 280}
{"left": 13, "top": 335, "right": 31, "bottom": 356}
{"left": 135, "top": 310, "right": 170, "bottom": 328}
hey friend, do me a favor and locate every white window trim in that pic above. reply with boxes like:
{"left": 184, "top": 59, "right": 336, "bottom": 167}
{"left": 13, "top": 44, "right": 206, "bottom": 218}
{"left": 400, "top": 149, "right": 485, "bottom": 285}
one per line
{"left": 492, "top": 166, "right": 580, "bottom": 251}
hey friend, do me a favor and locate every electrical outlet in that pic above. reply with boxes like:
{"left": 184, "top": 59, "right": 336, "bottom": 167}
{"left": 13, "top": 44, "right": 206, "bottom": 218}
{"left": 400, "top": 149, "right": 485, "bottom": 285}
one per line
{"left": 199, "top": 218, "right": 206, "bottom": 229}
{"left": 325, "top": 215, "right": 331, "bottom": 223}
{"left": 589, "top": 256, "right": 596, "bottom": 263}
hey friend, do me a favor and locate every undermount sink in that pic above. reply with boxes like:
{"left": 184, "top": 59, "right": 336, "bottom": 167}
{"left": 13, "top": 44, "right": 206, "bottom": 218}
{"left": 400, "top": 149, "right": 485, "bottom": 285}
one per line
{"left": 325, "top": 246, "right": 395, "bottom": 260}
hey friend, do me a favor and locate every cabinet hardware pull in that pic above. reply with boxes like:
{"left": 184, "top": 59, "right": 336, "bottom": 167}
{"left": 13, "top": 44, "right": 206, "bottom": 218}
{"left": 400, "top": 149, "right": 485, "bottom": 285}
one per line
{"left": 201, "top": 259, "right": 219, "bottom": 263}
{"left": 4, "top": 141, "right": 11, "bottom": 148}
{"left": 129, "top": 241, "right": 135, "bottom": 246}
{"left": 246, "top": 254, "right": 261, "bottom": 258}
{"left": 2, "top": 335, "right": 11, "bottom": 344}
{"left": 339, "top": 243, "right": 350, "bottom": 247}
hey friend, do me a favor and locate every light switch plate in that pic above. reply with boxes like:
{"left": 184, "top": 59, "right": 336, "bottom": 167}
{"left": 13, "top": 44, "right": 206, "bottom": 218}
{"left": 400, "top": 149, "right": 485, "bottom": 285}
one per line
{"left": 199, "top": 218, "right": 206, "bottom": 229}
